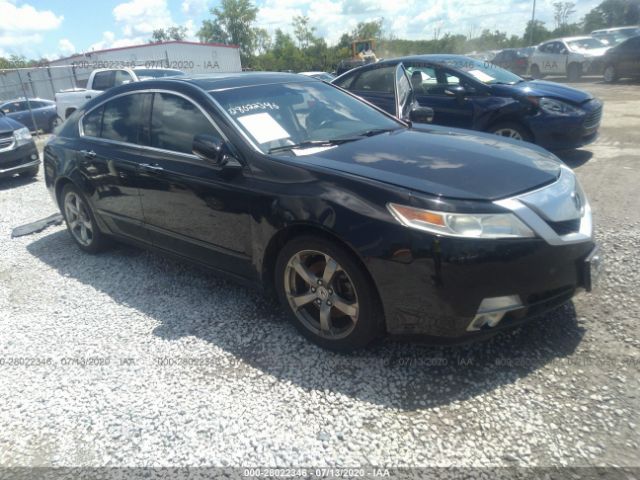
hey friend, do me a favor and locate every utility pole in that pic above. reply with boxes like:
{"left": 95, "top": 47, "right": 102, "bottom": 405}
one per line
{"left": 528, "top": 0, "right": 537, "bottom": 46}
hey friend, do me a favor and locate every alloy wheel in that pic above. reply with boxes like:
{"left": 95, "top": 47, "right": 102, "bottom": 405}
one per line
{"left": 64, "top": 192, "right": 94, "bottom": 246}
{"left": 493, "top": 128, "right": 523, "bottom": 140}
{"left": 284, "top": 250, "right": 359, "bottom": 340}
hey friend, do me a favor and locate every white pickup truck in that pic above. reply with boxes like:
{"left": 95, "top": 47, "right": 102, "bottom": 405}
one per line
{"left": 55, "top": 67, "right": 184, "bottom": 120}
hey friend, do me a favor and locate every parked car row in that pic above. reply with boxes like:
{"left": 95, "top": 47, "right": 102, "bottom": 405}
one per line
{"left": 487, "top": 27, "right": 640, "bottom": 83}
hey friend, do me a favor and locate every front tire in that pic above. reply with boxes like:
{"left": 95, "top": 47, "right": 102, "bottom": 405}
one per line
{"left": 488, "top": 122, "right": 533, "bottom": 143}
{"left": 275, "top": 236, "right": 384, "bottom": 352}
{"left": 603, "top": 64, "right": 618, "bottom": 83}
{"left": 61, "top": 184, "right": 110, "bottom": 253}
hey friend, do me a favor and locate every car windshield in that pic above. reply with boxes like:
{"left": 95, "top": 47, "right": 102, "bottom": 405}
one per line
{"left": 436, "top": 57, "right": 523, "bottom": 84}
{"left": 210, "top": 81, "right": 402, "bottom": 154}
{"left": 567, "top": 38, "right": 607, "bottom": 50}
{"left": 134, "top": 69, "right": 185, "bottom": 79}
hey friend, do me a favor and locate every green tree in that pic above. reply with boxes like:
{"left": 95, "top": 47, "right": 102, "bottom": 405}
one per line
{"left": 582, "top": 0, "right": 640, "bottom": 31}
{"left": 352, "top": 19, "right": 384, "bottom": 39}
{"left": 523, "top": 20, "right": 552, "bottom": 45}
{"left": 553, "top": 2, "right": 576, "bottom": 29}
{"left": 149, "top": 26, "right": 187, "bottom": 43}
{"left": 292, "top": 15, "right": 316, "bottom": 49}
{"left": 198, "top": 0, "right": 259, "bottom": 62}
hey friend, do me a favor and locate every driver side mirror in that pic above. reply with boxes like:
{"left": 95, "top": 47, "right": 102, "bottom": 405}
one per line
{"left": 193, "top": 134, "right": 242, "bottom": 171}
{"left": 409, "top": 105, "right": 434, "bottom": 124}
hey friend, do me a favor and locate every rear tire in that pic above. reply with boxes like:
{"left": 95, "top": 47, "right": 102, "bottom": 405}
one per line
{"left": 61, "top": 183, "right": 110, "bottom": 254}
{"left": 567, "top": 63, "right": 582, "bottom": 82}
{"left": 530, "top": 64, "right": 543, "bottom": 79}
{"left": 275, "top": 235, "right": 384, "bottom": 352}
{"left": 488, "top": 122, "right": 533, "bottom": 143}
{"left": 49, "top": 116, "right": 62, "bottom": 133}
{"left": 603, "top": 64, "right": 618, "bottom": 83}
{"left": 20, "top": 165, "right": 39, "bottom": 178}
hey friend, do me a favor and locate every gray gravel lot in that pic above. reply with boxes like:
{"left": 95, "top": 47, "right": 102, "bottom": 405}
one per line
{"left": 0, "top": 80, "right": 639, "bottom": 470}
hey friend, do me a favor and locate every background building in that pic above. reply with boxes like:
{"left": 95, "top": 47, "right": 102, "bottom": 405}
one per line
{"left": 0, "top": 41, "right": 241, "bottom": 101}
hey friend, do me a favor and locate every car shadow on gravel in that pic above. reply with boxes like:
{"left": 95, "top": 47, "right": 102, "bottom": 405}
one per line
{"left": 27, "top": 230, "right": 585, "bottom": 411}
{"left": 0, "top": 175, "right": 38, "bottom": 191}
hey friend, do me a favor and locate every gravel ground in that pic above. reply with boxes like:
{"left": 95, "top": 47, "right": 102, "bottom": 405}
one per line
{"left": 0, "top": 81, "right": 639, "bottom": 471}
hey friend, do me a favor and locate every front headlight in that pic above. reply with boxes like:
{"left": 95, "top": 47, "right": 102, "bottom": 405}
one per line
{"left": 535, "top": 97, "right": 581, "bottom": 116}
{"left": 387, "top": 203, "right": 535, "bottom": 239}
{"left": 14, "top": 127, "right": 33, "bottom": 146}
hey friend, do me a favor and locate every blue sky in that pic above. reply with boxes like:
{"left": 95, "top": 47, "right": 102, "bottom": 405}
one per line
{"left": 1, "top": 0, "right": 602, "bottom": 59}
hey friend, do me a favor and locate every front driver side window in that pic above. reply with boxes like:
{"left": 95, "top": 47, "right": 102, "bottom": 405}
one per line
{"left": 150, "top": 93, "right": 217, "bottom": 155}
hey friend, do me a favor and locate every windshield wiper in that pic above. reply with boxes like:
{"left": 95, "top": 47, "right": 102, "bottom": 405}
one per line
{"left": 355, "top": 127, "right": 398, "bottom": 137}
{"left": 268, "top": 137, "right": 360, "bottom": 154}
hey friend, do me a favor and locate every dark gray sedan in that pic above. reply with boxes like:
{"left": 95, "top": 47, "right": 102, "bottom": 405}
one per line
{"left": 0, "top": 98, "right": 61, "bottom": 133}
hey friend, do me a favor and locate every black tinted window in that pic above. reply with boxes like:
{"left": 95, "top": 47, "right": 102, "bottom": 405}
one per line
{"left": 151, "top": 93, "right": 216, "bottom": 154}
{"left": 92, "top": 71, "right": 114, "bottom": 91}
{"left": 83, "top": 106, "right": 103, "bottom": 137}
{"left": 351, "top": 66, "right": 395, "bottom": 93}
{"left": 101, "top": 94, "right": 147, "bottom": 144}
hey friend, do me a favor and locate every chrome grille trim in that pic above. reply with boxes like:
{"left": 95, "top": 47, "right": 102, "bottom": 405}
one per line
{"left": 494, "top": 167, "right": 592, "bottom": 246}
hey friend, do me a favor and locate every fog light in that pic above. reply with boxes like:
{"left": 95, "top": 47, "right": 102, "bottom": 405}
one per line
{"left": 30, "top": 153, "right": 38, "bottom": 160}
{"left": 467, "top": 295, "right": 523, "bottom": 331}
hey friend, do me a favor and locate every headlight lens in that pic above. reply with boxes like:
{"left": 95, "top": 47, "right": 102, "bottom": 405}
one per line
{"left": 14, "top": 127, "right": 33, "bottom": 146}
{"left": 387, "top": 203, "right": 535, "bottom": 239}
{"left": 535, "top": 97, "right": 581, "bottom": 116}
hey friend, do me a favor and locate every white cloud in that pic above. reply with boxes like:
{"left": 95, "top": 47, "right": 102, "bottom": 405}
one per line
{"left": 0, "top": 1, "right": 63, "bottom": 32}
{"left": 0, "top": 1, "right": 63, "bottom": 56}
{"left": 254, "top": 0, "right": 603, "bottom": 45}
{"left": 113, "top": 0, "right": 174, "bottom": 36}
{"left": 58, "top": 38, "right": 75, "bottom": 55}
{"left": 88, "top": 31, "right": 147, "bottom": 52}
{"left": 181, "top": 0, "right": 209, "bottom": 16}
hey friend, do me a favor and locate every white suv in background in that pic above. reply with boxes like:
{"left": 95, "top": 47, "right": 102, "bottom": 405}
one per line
{"left": 529, "top": 36, "right": 610, "bottom": 81}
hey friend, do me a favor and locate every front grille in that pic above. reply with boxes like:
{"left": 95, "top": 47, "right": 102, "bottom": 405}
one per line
{"left": 0, "top": 137, "right": 14, "bottom": 150}
{"left": 583, "top": 103, "right": 602, "bottom": 129}
{"left": 548, "top": 218, "right": 581, "bottom": 236}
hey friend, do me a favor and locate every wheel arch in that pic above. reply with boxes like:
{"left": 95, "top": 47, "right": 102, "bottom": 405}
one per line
{"left": 261, "top": 223, "right": 386, "bottom": 323}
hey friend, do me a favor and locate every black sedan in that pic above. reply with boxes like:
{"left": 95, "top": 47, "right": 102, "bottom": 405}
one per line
{"left": 491, "top": 48, "right": 530, "bottom": 76}
{"left": 44, "top": 71, "right": 600, "bottom": 351}
{"left": 332, "top": 55, "right": 603, "bottom": 151}
{"left": 0, "top": 98, "right": 60, "bottom": 133}
{"left": 0, "top": 111, "right": 40, "bottom": 178}
{"left": 602, "top": 35, "right": 640, "bottom": 82}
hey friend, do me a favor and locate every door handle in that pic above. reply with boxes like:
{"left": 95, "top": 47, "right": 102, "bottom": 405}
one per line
{"left": 85, "top": 95, "right": 92, "bottom": 99}
{"left": 138, "top": 163, "right": 164, "bottom": 173}
{"left": 80, "top": 150, "right": 96, "bottom": 159}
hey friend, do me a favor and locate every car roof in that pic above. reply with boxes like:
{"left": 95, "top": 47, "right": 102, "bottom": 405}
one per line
{"left": 1, "top": 97, "right": 52, "bottom": 104}
{"left": 157, "top": 72, "right": 319, "bottom": 91}
{"left": 545, "top": 36, "right": 594, "bottom": 43}
{"left": 592, "top": 26, "right": 639, "bottom": 33}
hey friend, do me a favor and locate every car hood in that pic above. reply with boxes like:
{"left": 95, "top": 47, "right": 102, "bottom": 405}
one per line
{"left": 574, "top": 47, "right": 609, "bottom": 57}
{"left": 0, "top": 115, "right": 22, "bottom": 135}
{"left": 288, "top": 127, "right": 562, "bottom": 201}
{"left": 504, "top": 79, "right": 594, "bottom": 104}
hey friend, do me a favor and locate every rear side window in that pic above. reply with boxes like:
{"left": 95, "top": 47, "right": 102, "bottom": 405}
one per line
{"left": 351, "top": 66, "right": 395, "bottom": 93}
{"left": 82, "top": 106, "right": 104, "bottom": 137}
{"left": 332, "top": 73, "right": 355, "bottom": 89}
{"left": 150, "top": 93, "right": 216, "bottom": 154}
{"left": 101, "top": 94, "right": 147, "bottom": 144}
{"left": 92, "top": 71, "right": 114, "bottom": 91}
